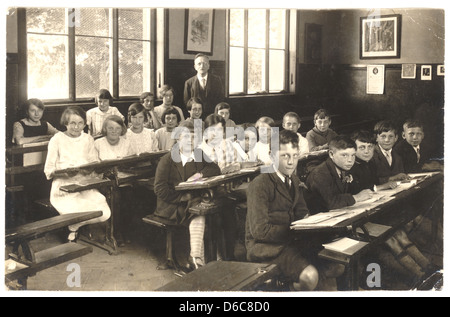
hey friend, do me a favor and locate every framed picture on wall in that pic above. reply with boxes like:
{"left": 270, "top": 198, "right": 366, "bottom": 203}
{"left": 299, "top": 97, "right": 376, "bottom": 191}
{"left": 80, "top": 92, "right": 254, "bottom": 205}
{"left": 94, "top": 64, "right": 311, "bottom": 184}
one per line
{"left": 401, "top": 64, "right": 416, "bottom": 79}
{"left": 184, "top": 9, "right": 215, "bottom": 55}
{"left": 437, "top": 65, "right": 445, "bottom": 76}
{"left": 421, "top": 65, "right": 432, "bottom": 80}
{"left": 305, "top": 23, "right": 322, "bottom": 64}
{"left": 360, "top": 14, "right": 401, "bottom": 59}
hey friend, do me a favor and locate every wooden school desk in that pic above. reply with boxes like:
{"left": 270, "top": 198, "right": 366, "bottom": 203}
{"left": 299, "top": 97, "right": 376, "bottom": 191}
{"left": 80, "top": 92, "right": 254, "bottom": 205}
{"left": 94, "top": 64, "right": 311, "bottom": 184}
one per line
{"left": 5, "top": 141, "right": 49, "bottom": 227}
{"left": 175, "top": 166, "right": 261, "bottom": 262}
{"left": 291, "top": 172, "right": 443, "bottom": 290}
{"left": 58, "top": 151, "right": 168, "bottom": 254}
{"left": 5, "top": 210, "right": 102, "bottom": 290}
{"left": 156, "top": 260, "right": 279, "bottom": 292}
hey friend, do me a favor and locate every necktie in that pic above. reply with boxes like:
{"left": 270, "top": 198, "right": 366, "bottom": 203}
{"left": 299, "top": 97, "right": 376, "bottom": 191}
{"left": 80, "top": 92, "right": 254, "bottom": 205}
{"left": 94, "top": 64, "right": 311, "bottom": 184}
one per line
{"left": 415, "top": 147, "right": 421, "bottom": 163}
{"left": 385, "top": 151, "right": 392, "bottom": 166}
{"left": 340, "top": 171, "right": 346, "bottom": 183}
{"left": 202, "top": 78, "right": 206, "bottom": 89}
{"left": 285, "top": 176, "right": 291, "bottom": 192}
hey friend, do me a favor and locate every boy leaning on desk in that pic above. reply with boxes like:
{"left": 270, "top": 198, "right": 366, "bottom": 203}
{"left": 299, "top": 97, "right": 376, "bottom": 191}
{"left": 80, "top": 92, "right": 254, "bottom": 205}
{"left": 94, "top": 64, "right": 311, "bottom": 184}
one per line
{"left": 348, "top": 129, "right": 438, "bottom": 284}
{"left": 245, "top": 129, "right": 345, "bottom": 291}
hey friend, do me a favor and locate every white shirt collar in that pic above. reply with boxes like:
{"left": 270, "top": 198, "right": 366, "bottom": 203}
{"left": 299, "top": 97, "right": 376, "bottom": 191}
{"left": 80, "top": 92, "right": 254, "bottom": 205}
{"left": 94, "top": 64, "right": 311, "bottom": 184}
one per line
{"left": 379, "top": 145, "right": 392, "bottom": 155}
{"left": 275, "top": 169, "right": 289, "bottom": 183}
{"left": 197, "top": 74, "right": 208, "bottom": 82}
{"left": 180, "top": 151, "right": 195, "bottom": 166}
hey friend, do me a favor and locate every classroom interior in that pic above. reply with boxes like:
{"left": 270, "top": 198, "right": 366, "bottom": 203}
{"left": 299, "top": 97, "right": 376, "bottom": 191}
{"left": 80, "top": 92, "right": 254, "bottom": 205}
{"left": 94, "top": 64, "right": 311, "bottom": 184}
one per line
{"left": 4, "top": 7, "right": 445, "bottom": 292}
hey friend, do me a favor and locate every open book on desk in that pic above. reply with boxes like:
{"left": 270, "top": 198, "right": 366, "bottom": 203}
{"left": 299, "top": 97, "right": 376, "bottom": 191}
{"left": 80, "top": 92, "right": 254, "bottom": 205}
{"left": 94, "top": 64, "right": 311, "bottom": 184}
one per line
{"left": 176, "top": 167, "right": 261, "bottom": 189}
{"left": 291, "top": 193, "right": 395, "bottom": 230}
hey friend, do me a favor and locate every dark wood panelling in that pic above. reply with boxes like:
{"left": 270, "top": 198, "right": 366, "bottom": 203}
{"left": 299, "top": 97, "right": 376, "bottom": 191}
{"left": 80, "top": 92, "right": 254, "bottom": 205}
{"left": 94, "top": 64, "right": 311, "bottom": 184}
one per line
{"left": 295, "top": 63, "right": 445, "bottom": 157}
{"left": 165, "top": 59, "right": 225, "bottom": 116}
{"left": 6, "top": 53, "right": 19, "bottom": 146}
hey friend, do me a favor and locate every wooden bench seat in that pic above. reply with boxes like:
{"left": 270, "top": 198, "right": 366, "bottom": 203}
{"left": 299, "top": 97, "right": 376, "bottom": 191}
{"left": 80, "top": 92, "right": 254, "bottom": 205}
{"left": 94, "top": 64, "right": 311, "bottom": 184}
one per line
{"left": 6, "top": 242, "right": 92, "bottom": 283}
{"left": 5, "top": 211, "right": 102, "bottom": 289}
{"left": 142, "top": 214, "right": 186, "bottom": 273}
{"left": 156, "top": 261, "right": 279, "bottom": 292}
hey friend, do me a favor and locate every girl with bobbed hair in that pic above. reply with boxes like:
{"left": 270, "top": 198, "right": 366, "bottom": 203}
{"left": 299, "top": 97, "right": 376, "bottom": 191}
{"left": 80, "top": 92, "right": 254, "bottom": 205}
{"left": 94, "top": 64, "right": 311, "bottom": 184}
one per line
{"left": 12, "top": 98, "right": 58, "bottom": 145}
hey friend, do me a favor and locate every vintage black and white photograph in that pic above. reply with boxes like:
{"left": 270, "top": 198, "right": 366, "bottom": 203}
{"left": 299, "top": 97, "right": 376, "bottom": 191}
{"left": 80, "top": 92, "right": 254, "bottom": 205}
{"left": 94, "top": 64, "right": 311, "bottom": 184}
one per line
{"left": 437, "top": 65, "right": 445, "bottom": 76}
{"left": 421, "top": 65, "right": 432, "bottom": 80}
{"left": 2, "top": 2, "right": 445, "bottom": 298}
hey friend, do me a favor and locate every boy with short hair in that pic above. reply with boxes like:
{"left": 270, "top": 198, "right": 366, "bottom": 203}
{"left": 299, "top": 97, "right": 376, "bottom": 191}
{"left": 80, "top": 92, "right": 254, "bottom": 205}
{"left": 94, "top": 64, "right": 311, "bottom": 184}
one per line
{"left": 305, "top": 109, "right": 338, "bottom": 152}
{"left": 393, "top": 119, "right": 443, "bottom": 173}
{"left": 282, "top": 112, "right": 309, "bottom": 156}
{"left": 305, "top": 135, "right": 373, "bottom": 214}
{"left": 246, "top": 129, "right": 344, "bottom": 291}
{"left": 349, "top": 130, "right": 398, "bottom": 194}
{"left": 371, "top": 120, "right": 409, "bottom": 184}
{"left": 349, "top": 129, "right": 433, "bottom": 280}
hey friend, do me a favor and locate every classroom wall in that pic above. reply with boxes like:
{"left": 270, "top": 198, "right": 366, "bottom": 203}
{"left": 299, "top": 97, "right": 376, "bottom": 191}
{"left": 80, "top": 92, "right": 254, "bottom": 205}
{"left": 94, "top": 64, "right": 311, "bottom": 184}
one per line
{"left": 295, "top": 8, "right": 445, "bottom": 157}
{"left": 168, "top": 8, "right": 226, "bottom": 61}
{"left": 166, "top": 8, "right": 300, "bottom": 124}
{"left": 5, "top": 8, "right": 445, "bottom": 155}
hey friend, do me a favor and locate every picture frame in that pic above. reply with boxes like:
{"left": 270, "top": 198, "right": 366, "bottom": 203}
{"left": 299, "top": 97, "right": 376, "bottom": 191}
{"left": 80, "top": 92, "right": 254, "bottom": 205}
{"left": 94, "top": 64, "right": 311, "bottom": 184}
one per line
{"left": 360, "top": 14, "right": 401, "bottom": 59}
{"left": 305, "top": 23, "right": 322, "bottom": 64}
{"left": 421, "top": 65, "right": 432, "bottom": 80}
{"left": 401, "top": 64, "right": 416, "bottom": 79}
{"left": 184, "top": 9, "right": 215, "bottom": 55}
{"left": 437, "top": 65, "right": 445, "bottom": 76}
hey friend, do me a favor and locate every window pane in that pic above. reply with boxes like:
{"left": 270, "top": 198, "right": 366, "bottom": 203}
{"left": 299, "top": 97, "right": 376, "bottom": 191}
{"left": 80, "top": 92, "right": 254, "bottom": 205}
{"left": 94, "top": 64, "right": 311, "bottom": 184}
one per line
{"left": 75, "top": 37, "right": 111, "bottom": 98}
{"left": 119, "top": 8, "right": 148, "bottom": 40}
{"left": 248, "top": 48, "right": 265, "bottom": 94}
{"left": 269, "top": 50, "right": 285, "bottom": 92}
{"left": 270, "top": 10, "right": 285, "bottom": 49}
{"left": 248, "top": 9, "right": 266, "bottom": 48}
{"left": 119, "top": 40, "right": 151, "bottom": 96}
{"left": 26, "top": 8, "right": 66, "bottom": 34}
{"left": 230, "top": 9, "right": 244, "bottom": 47}
{"left": 229, "top": 47, "right": 244, "bottom": 94}
{"left": 27, "top": 34, "right": 68, "bottom": 99}
{"left": 76, "top": 8, "right": 110, "bottom": 37}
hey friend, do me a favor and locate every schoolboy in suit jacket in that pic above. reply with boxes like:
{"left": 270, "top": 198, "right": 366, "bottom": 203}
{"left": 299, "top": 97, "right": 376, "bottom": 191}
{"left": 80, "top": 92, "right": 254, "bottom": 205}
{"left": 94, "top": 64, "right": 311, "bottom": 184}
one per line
{"left": 305, "top": 135, "right": 373, "bottom": 214}
{"left": 246, "top": 129, "right": 344, "bottom": 291}
{"left": 184, "top": 53, "right": 225, "bottom": 118}
{"left": 349, "top": 129, "right": 434, "bottom": 280}
{"left": 393, "top": 120, "right": 442, "bottom": 173}
{"left": 371, "top": 120, "right": 409, "bottom": 184}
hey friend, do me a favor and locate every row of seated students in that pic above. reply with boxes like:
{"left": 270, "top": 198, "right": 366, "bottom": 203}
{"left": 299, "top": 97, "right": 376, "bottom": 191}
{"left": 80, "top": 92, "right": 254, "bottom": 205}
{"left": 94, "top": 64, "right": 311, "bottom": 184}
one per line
{"left": 12, "top": 95, "right": 442, "bottom": 290}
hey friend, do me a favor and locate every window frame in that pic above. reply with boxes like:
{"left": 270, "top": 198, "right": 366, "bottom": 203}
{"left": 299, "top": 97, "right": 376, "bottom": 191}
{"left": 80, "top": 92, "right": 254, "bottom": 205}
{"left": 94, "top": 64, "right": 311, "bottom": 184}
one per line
{"left": 20, "top": 7, "right": 157, "bottom": 104}
{"left": 226, "top": 8, "right": 294, "bottom": 98}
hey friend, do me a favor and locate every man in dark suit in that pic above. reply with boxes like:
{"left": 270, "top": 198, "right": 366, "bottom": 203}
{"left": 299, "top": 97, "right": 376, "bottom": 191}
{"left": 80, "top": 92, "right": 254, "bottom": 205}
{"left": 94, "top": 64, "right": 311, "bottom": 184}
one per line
{"left": 246, "top": 130, "right": 344, "bottom": 291}
{"left": 183, "top": 53, "right": 225, "bottom": 117}
{"left": 305, "top": 135, "right": 373, "bottom": 214}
